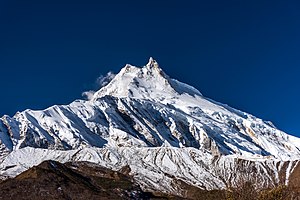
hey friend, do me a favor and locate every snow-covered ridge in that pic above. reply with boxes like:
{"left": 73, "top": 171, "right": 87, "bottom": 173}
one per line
{"left": 1, "top": 147, "right": 299, "bottom": 195}
{"left": 0, "top": 58, "right": 299, "bottom": 193}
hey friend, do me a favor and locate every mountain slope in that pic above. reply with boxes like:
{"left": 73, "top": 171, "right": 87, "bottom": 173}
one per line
{"left": 0, "top": 58, "right": 299, "bottom": 195}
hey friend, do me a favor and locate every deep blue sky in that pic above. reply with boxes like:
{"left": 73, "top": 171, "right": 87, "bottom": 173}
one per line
{"left": 0, "top": 0, "right": 299, "bottom": 137}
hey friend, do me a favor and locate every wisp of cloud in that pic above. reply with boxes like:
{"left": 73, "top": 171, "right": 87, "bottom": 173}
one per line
{"left": 82, "top": 71, "right": 116, "bottom": 100}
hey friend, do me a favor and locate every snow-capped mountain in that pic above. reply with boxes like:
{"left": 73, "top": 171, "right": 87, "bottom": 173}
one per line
{"left": 0, "top": 58, "right": 299, "bottom": 195}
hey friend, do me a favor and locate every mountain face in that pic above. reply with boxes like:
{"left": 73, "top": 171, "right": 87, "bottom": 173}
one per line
{"left": 0, "top": 58, "right": 300, "bottom": 196}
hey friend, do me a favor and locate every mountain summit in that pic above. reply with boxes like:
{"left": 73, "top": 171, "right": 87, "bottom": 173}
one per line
{"left": 92, "top": 57, "right": 202, "bottom": 100}
{"left": 0, "top": 58, "right": 300, "bottom": 196}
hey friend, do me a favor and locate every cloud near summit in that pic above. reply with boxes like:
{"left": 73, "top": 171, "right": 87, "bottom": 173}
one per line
{"left": 82, "top": 71, "right": 116, "bottom": 100}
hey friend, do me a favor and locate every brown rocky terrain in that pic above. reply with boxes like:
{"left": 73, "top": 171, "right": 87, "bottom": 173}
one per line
{"left": 0, "top": 160, "right": 173, "bottom": 200}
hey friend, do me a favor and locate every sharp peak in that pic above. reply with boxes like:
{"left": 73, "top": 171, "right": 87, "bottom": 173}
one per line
{"left": 92, "top": 58, "right": 172, "bottom": 99}
{"left": 123, "top": 57, "right": 160, "bottom": 69}
{"left": 121, "top": 57, "right": 166, "bottom": 77}
{"left": 146, "top": 57, "right": 159, "bottom": 68}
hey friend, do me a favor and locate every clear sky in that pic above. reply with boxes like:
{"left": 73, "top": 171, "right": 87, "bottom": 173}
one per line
{"left": 0, "top": 0, "right": 299, "bottom": 137}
